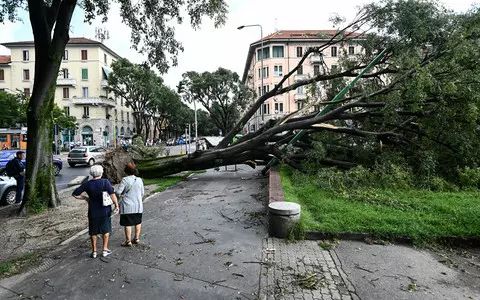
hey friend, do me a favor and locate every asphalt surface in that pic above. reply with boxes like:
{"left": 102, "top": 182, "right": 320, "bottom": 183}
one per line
{"left": 0, "top": 166, "right": 268, "bottom": 299}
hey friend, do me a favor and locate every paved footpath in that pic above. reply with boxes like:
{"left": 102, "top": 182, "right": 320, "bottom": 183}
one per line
{"left": 0, "top": 166, "right": 270, "bottom": 300}
{"left": 259, "top": 239, "right": 355, "bottom": 300}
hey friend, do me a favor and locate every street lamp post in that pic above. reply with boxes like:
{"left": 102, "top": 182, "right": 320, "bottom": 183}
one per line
{"left": 238, "top": 24, "right": 264, "bottom": 131}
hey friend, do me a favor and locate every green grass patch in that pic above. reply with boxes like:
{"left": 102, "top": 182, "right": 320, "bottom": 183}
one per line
{"left": 0, "top": 253, "right": 41, "bottom": 279}
{"left": 280, "top": 166, "right": 480, "bottom": 242}
{"left": 143, "top": 170, "right": 206, "bottom": 193}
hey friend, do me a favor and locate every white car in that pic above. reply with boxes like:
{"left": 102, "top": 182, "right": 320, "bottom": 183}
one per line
{"left": 67, "top": 146, "right": 106, "bottom": 167}
{"left": 0, "top": 176, "right": 17, "bottom": 205}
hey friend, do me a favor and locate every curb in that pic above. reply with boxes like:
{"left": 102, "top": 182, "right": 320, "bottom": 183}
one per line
{"left": 67, "top": 175, "right": 88, "bottom": 187}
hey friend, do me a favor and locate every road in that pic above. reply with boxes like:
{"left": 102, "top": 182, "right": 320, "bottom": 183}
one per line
{"left": 55, "top": 144, "right": 193, "bottom": 191}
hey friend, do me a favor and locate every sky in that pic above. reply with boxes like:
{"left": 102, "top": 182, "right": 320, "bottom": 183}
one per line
{"left": 0, "top": 0, "right": 477, "bottom": 89}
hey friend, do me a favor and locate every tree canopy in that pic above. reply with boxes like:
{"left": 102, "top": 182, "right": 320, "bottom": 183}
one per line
{"left": 138, "top": 0, "right": 480, "bottom": 186}
{"left": 0, "top": 0, "right": 228, "bottom": 213}
{"left": 180, "top": 68, "right": 253, "bottom": 136}
{"left": 0, "top": 91, "right": 27, "bottom": 127}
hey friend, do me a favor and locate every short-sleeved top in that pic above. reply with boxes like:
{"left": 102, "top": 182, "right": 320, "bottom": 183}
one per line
{"left": 72, "top": 179, "right": 115, "bottom": 218}
{"left": 116, "top": 175, "right": 144, "bottom": 214}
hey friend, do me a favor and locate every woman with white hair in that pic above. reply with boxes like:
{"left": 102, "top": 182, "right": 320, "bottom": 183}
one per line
{"left": 72, "top": 165, "right": 119, "bottom": 258}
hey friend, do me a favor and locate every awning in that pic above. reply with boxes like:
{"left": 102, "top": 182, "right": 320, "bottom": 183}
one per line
{"left": 102, "top": 66, "right": 112, "bottom": 79}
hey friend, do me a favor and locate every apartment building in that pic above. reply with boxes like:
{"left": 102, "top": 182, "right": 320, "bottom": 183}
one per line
{"left": 241, "top": 30, "right": 364, "bottom": 132}
{"left": 0, "top": 37, "right": 134, "bottom": 147}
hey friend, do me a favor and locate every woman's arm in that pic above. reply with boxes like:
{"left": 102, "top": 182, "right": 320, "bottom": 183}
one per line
{"left": 110, "top": 193, "right": 119, "bottom": 214}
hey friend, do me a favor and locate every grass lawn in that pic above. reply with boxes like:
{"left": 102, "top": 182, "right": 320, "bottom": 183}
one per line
{"left": 280, "top": 166, "right": 480, "bottom": 241}
{"left": 143, "top": 170, "right": 206, "bottom": 193}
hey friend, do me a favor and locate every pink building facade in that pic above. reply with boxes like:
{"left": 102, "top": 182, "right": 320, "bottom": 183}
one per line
{"left": 241, "top": 30, "right": 364, "bottom": 132}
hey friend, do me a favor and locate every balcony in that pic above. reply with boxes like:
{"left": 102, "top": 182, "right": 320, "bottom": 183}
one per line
{"left": 310, "top": 54, "right": 323, "bottom": 64}
{"left": 71, "top": 97, "right": 116, "bottom": 107}
{"left": 294, "top": 94, "right": 307, "bottom": 101}
{"left": 101, "top": 79, "right": 108, "bottom": 88}
{"left": 57, "top": 77, "right": 77, "bottom": 86}
{"left": 294, "top": 74, "right": 307, "bottom": 81}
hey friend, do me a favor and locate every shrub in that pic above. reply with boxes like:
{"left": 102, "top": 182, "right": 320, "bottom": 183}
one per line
{"left": 458, "top": 167, "right": 480, "bottom": 190}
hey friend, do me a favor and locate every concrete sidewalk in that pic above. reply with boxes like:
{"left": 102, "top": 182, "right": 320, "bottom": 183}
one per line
{"left": 1, "top": 166, "right": 479, "bottom": 300}
{"left": 0, "top": 166, "right": 269, "bottom": 300}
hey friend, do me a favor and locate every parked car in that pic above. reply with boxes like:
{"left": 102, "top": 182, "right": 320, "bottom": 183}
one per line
{"left": 0, "top": 176, "right": 16, "bottom": 205}
{"left": 0, "top": 150, "right": 63, "bottom": 176}
{"left": 67, "top": 146, "right": 106, "bottom": 167}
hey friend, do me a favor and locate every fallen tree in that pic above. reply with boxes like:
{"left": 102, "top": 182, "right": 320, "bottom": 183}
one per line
{"left": 137, "top": 1, "right": 480, "bottom": 180}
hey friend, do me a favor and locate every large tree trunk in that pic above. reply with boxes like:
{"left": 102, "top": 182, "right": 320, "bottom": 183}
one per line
{"left": 18, "top": 0, "right": 76, "bottom": 215}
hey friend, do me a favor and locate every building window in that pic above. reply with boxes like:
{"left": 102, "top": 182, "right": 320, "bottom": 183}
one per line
{"left": 81, "top": 68, "right": 88, "bottom": 80}
{"left": 314, "top": 65, "right": 320, "bottom": 75}
{"left": 82, "top": 87, "right": 89, "bottom": 98}
{"left": 23, "top": 69, "right": 30, "bottom": 80}
{"left": 83, "top": 106, "right": 89, "bottom": 117}
{"left": 296, "top": 47, "right": 303, "bottom": 57}
{"left": 81, "top": 50, "right": 88, "bottom": 60}
{"left": 0, "top": 69, "right": 4, "bottom": 81}
{"left": 263, "top": 103, "right": 270, "bottom": 115}
{"left": 64, "top": 107, "right": 70, "bottom": 116}
{"left": 121, "top": 111, "right": 124, "bottom": 121}
{"left": 297, "top": 65, "right": 303, "bottom": 75}
{"left": 331, "top": 46, "right": 337, "bottom": 57}
{"left": 257, "top": 87, "right": 261, "bottom": 97}
{"left": 114, "top": 109, "right": 118, "bottom": 120}
{"left": 127, "top": 112, "right": 130, "bottom": 122}
{"left": 62, "top": 68, "right": 69, "bottom": 79}
{"left": 104, "top": 53, "right": 107, "bottom": 64}
{"left": 331, "top": 64, "right": 338, "bottom": 72}
{"left": 272, "top": 46, "right": 284, "bottom": 58}
{"left": 262, "top": 85, "right": 270, "bottom": 96}
{"left": 256, "top": 47, "right": 270, "bottom": 60}
{"left": 63, "top": 50, "right": 69, "bottom": 60}
{"left": 297, "top": 102, "right": 303, "bottom": 111}
{"left": 261, "top": 67, "right": 269, "bottom": 78}
{"left": 348, "top": 46, "right": 355, "bottom": 55}
{"left": 24, "top": 88, "right": 30, "bottom": 98}
{"left": 121, "top": 98, "right": 124, "bottom": 106}
{"left": 297, "top": 86, "right": 304, "bottom": 95}
{"left": 274, "top": 102, "right": 284, "bottom": 113}
{"left": 63, "top": 88, "right": 69, "bottom": 99}
{"left": 22, "top": 50, "right": 29, "bottom": 61}
{"left": 274, "top": 65, "right": 283, "bottom": 77}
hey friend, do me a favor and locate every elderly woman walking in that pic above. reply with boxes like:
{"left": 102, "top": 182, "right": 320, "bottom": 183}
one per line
{"left": 73, "top": 165, "right": 119, "bottom": 258}
{"left": 117, "top": 163, "right": 145, "bottom": 246}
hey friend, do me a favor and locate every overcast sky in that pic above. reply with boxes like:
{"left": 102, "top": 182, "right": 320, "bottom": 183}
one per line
{"left": 0, "top": 0, "right": 476, "bottom": 89}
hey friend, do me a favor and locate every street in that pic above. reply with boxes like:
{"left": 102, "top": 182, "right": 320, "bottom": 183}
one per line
{"left": 55, "top": 162, "right": 90, "bottom": 190}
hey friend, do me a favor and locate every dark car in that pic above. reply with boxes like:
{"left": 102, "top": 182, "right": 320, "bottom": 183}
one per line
{"left": 0, "top": 150, "right": 63, "bottom": 176}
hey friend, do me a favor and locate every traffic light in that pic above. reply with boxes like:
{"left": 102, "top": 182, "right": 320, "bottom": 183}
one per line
{"left": 177, "top": 81, "right": 185, "bottom": 94}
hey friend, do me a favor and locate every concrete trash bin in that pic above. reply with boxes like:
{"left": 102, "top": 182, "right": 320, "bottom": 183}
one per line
{"left": 268, "top": 202, "right": 301, "bottom": 238}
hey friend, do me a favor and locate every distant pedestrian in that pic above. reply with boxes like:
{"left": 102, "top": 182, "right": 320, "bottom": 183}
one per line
{"left": 116, "top": 163, "right": 144, "bottom": 246}
{"left": 72, "top": 165, "right": 119, "bottom": 258}
{"left": 5, "top": 151, "right": 25, "bottom": 204}
{"left": 2, "top": 144, "right": 8, "bottom": 150}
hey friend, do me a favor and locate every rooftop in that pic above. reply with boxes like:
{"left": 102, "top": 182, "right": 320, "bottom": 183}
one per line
{"left": 258, "top": 30, "right": 364, "bottom": 43}
{"left": 0, "top": 55, "right": 11, "bottom": 64}
{"left": 1, "top": 37, "right": 122, "bottom": 59}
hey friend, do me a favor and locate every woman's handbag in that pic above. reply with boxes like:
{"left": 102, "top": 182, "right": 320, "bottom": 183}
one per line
{"left": 102, "top": 180, "right": 113, "bottom": 206}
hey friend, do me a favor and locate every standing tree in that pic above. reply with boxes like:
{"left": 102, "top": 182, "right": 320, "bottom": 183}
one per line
{"left": 0, "top": 91, "right": 27, "bottom": 127}
{"left": 108, "top": 59, "right": 161, "bottom": 140}
{"left": 148, "top": 85, "right": 182, "bottom": 141}
{"left": 0, "top": 0, "right": 227, "bottom": 213}
{"left": 180, "top": 68, "right": 253, "bottom": 136}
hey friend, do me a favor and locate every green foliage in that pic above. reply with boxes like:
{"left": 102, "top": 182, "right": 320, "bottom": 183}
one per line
{"left": 0, "top": 253, "right": 40, "bottom": 279}
{"left": 0, "top": 92, "right": 27, "bottom": 127}
{"left": 458, "top": 167, "right": 480, "bottom": 190}
{"left": 143, "top": 170, "right": 205, "bottom": 193}
{"left": 128, "top": 136, "right": 164, "bottom": 160}
{"left": 280, "top": 165, "right": 480, "bottom": 242}
{"left": 53, "top": 103, "right": 76, "bottom": 130}
{"left": 180, "top": 68, "right": 254, "bottom": 135}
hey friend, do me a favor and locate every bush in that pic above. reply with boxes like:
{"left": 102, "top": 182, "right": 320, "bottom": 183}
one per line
{"left": 458, "top": 167, "right": 480, "bottom": 190}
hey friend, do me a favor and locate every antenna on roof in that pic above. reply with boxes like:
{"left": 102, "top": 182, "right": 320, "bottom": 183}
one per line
{"left": 95, "top": 27, "right": 110, "bottom": 43}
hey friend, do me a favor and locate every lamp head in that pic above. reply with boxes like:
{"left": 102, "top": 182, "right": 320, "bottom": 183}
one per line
{"left": 237, "top": 25, "right": 245, "bottom": 30}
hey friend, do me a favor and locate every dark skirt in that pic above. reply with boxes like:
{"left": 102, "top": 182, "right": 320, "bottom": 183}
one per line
{"left": 89, "top": 216, "right": 112, "bottom": 235}
{"left": 120, "top": 213, "right": 143, "bottom": 226}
